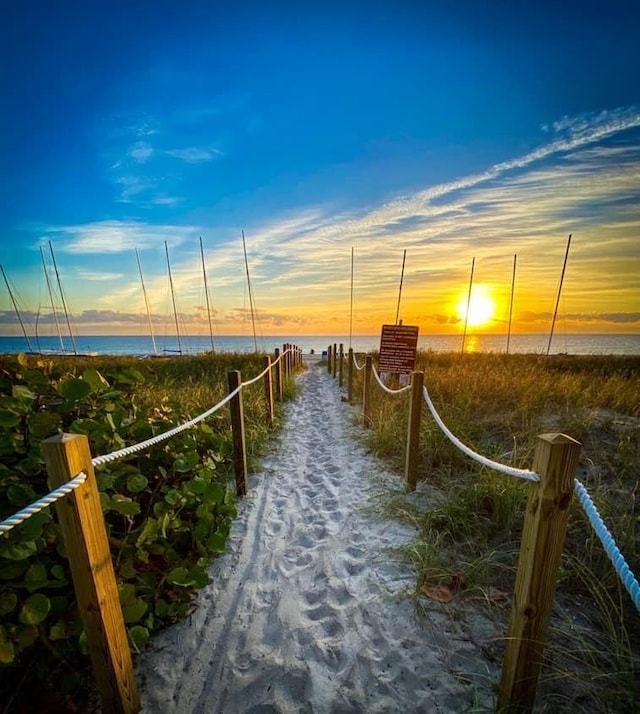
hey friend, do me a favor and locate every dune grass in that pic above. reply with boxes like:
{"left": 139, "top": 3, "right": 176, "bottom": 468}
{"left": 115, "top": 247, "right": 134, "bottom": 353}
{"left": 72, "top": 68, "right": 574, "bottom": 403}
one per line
{"left": 347, "top": 351, "right": 640, "bottom": 712}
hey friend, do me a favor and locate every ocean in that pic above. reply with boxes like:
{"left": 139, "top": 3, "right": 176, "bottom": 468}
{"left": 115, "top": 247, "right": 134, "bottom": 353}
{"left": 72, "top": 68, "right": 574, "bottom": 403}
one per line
{"left": 1, "top": 333, "right": 639, "bottom": 356}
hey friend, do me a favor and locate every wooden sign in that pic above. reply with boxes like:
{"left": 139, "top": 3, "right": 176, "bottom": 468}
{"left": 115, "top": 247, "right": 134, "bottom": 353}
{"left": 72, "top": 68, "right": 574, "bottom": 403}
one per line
{"left": 378, "top": 324, "right": 419, "bottom": 373}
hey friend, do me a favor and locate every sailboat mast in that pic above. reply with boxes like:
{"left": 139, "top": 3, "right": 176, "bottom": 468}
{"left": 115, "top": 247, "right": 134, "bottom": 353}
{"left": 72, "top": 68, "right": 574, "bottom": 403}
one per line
{"left": 395, "top": 249, "right": 407, "bottom": 325}
{"left": 135, "top": 248, "right": 157, "bottom": 355}
{"left": 461, "top": 256, "right": 475, "bottom": 354}
{"left": 349, "top": 246, "right": 354, "bottom": 350}
{"left": 48, "top": 241, "right": 77, "bottom": 355}
{"left": 506, "top": 254, "right": 517, "bottom": 354}
{"left": 546, "top": 234, "right": 572, "bottom": 356}
{"left": 199, "top": 236, "right": 215, "bottom": 353}
{"left": 40, "top": 245, "right": 65, "bottom": 352}
{"left": 1, "top": 264, "right": 34, "bottom": 352}
{"left": 241, "top": 230, "right": 258, "bottom": 352}
{"left": 164, "top": 241, "right": 182, "bottom": 355}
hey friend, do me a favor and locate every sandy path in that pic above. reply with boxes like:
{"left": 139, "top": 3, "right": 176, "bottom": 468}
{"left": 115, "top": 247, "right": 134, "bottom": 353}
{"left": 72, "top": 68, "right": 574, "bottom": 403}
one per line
{"left": 137, "top": 361, "right": 494, "bottom": 712}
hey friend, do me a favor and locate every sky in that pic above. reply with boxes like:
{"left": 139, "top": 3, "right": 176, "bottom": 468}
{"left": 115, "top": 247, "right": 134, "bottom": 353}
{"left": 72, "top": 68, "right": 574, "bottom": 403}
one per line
{"left": 1, "top": 0, "right": 639, "bottom": 339}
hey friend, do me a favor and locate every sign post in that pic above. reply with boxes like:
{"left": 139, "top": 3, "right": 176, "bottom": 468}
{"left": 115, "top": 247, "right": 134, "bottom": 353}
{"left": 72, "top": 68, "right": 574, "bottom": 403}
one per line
{"left": 378, "top": 324, "right": 419, "bottom": 374}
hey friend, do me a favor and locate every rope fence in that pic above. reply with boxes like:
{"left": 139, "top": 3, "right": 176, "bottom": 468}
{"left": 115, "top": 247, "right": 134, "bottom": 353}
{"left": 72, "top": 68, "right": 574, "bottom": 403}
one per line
{"left": 0, "top": 344, "right": 301, "bottom": 712}
{"left": 335, "top": 349, "right": 639, "bottom": 709}
{"left": 352, "top": 354, "right": 365, "bottom": 371}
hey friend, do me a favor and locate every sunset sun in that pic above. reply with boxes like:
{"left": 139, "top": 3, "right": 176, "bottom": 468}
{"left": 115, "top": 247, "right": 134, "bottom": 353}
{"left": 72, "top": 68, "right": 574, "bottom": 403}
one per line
{"left": 456, "top": 287, "right": 496, "bottom": 327}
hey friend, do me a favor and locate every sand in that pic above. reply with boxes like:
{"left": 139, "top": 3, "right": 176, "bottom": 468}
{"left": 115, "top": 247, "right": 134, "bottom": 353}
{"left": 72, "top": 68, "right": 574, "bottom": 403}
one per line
{"left": 136, "top": 359, "right": 499, "bottom": 713}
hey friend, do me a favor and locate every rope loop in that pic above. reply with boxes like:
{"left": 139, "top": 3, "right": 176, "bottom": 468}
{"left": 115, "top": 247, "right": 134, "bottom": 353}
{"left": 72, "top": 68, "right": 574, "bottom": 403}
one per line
{"left": 422, "top": 384, "right": 540, "bottom": 482}
{"left": 371, "top": 365, "right": 412, "bottom": 395}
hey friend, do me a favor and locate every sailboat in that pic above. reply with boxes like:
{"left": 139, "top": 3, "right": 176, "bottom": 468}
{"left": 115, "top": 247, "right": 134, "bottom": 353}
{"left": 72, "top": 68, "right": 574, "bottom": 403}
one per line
{"left": 164, "top": 241, "right": 183, "bottom": 355}
{"left": 199, "top": 236, "right": 215, "bottom": 353}
{"left": 1, "top": 264, "right": 34, "bottom": 352}
{"left": 241, "top": 230, "right": 259, "bottom": 353}
{"left": 135, "top": 248, "right": 158, "bottom": 355}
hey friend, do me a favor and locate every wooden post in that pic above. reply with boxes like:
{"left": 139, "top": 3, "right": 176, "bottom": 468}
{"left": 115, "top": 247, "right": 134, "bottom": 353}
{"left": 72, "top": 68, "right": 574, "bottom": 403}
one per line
{"left": 338, "top": 343, "right": 344, "bottom": 388}
{"left": 347, "top": 348, "right": 354, "bottom": 403}
{"left": 327, "top": 345, "right": 332, "bottom": 374}
{"left": 282, "top": 343, "right": 289, "bottom": 380}
{"left": 41, "top": 434, "right": 140, "bottom": 714}
{"left": 405, "top": 371, "right": 424, "bottom": 492}
{"left": 332, "top": 343, "right": 337, "bottom": 378}
{"left": 274, "top": 348, "right": 283, "bottom": 401}
{"left": 363, "top": 355, "right": 372, "bottom": 426}
{"left": 227, "top": 370, "right": 248, "bottom": 496}
{"left": 498, "top": 433, "right": 581, "bottom": 713}
{"left": 262, "top": 355, "right": 274, "bottom": 427}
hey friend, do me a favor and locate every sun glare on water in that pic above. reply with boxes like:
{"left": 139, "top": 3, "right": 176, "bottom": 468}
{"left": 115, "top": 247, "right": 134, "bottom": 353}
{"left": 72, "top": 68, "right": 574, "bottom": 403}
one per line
{"left": 456, "top": 286, "right": 496, "bottom": 327}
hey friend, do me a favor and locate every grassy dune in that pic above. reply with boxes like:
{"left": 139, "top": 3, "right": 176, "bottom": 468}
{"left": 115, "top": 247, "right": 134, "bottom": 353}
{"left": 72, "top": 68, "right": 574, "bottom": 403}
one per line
{"left": 349, "top": 352, "right": 640, "bottom": 712}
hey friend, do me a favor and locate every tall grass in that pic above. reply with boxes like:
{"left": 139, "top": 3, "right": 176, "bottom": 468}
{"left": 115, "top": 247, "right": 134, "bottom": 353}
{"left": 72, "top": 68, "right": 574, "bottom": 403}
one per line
{"left": 350, "top": 352, "right": 640, "bottom": 711}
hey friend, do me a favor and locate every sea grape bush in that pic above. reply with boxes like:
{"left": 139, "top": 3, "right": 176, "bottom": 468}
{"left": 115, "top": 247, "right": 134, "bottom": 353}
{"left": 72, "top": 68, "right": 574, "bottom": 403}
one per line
{"left": 0, "top": 354, "right": 243, "bottom": 701}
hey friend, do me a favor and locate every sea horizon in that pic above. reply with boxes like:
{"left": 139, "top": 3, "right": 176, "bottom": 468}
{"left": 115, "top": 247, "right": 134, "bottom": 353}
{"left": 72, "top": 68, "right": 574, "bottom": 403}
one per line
{"left": 1, "top": 333, "right": 639, "bottom": 357}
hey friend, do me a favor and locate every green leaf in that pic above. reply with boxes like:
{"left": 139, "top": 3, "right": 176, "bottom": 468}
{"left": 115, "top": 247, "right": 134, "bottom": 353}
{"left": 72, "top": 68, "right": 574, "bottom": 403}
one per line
{"left": 0, "top": 560, "right": 30, "bottom": 580}
{"left": 6, "top": 483, "right": 37, "bottom": 507}
{"left": 49, "top": 619, "right": 70, "bottom": 641}
{"left": 23, "top": 369, "right": 50, "bottom": 393}
{"left": 12, "top": 385, "right": 36, "bottom": 401}
{"left": 27, "top": 411, "right": 61, "bottom": 440}
{"left": 204, "top": 483, "right": 225, "bottom": 505}
{"left": 25, "top": 561, "right": 48, "bottom": 592}
{"left": 0, "top": 591, "right": 18, "bottom": 615}
{"left": 17, "top": 352, "right": 29, "bottom": 368}
{"left": 207, "top": 532, "right": 227, "bottom": 553}
{"left": 78, "top": 630, "right": 88, "bottom": 655}
{"left": 136, "top": 519, "right": 159, "bottom": 548}
{"left": 50, "top": 564, "right": 66, "bottom": 581}
{"left": 110, "top": 495, "right": 140, "bottom": 516}
{"left": 81, "top": 368, "right": 110, "bottom": 392}
{"left": 126, "top": 474, "right": 148, "bottom": 493}
{"left": 0, "top": 409, "right": 21, "bottom": 427}
{"left": 0, "top": 540, "right": 37, "bottom": 561}
{"left": 173, "top": 451, "right": 199, "bottom": 473}
{"left": 10, "top": 510, "right": 50, "bottom": 542}
{"left": 19, "top": 593, "right": 51, "bottom": 625}
{"left": 123, "top": 600, "right": 147, "bottom": 624}
{"left": 128, "top": 625, "right": 149, "bottom": 653}
{"left": 166, "top": 567, "right": 190, "bottom": 586}
{"left": 57, "top": 378, "right": 92, "bottom": 402}
{"left": 187, "top": 566, "right": 209, "bottom": 588}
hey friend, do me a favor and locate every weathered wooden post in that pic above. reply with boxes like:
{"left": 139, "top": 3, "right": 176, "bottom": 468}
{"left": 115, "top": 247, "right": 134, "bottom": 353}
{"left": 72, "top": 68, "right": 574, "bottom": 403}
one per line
{"left": 362, "top": 355, "right": 372, "bottom": 426}
{"left": 405, "top": 370, "right": 424, "bottom": 491}
{"left": 332, "top": 343, "right": 338, "bottom": 378}
{"left": 227, "top": 370, "right": 248, "bottom": 496}
{"left": 327, "top": 345, "right": 332, "bottom": 374}
{"left": 498, "top": 433, "right": 581, "bottom": 713}
{"left": 282, "top": 343, "right": 289, "bottom": 380}
{"left": 41, "top": 434, "right": 140, "bottom": 714}
{"left": 262, "top": 355, "right": 274, "bottom": 427}
{"left": 338, "top": 343, "right": 344, "bottom": 387}
{"left": 347, "top": 348, "right": 354, "bottom": 403}
{"left": 274, "top": 348, "right": 283, "bottom": 401}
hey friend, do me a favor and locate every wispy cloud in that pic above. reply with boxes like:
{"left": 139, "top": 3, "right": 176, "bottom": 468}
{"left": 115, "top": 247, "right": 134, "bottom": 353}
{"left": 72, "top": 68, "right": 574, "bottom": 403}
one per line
{"left": 165, "top": 146, "right": 224, "bottom": 162}
{"left": 41, "top": 221, "right": 200, "bottom": 254}
{"left": 77, "top": 270, "right": 125, "bottom": 282}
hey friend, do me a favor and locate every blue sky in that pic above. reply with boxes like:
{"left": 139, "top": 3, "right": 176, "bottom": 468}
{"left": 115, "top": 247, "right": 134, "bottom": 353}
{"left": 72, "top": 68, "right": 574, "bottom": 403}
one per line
{"left": 1, "top": 1, "right": 639, "bottom": 337}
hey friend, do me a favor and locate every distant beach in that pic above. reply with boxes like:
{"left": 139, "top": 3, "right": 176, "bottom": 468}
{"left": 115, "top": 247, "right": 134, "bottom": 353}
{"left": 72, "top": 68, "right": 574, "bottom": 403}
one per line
{"left": 1, "top": 333, "right": 639, "bottom": 356}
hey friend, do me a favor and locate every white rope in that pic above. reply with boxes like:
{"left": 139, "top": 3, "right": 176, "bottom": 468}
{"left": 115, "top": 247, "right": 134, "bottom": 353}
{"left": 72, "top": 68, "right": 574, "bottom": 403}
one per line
{"left": 372, "top": 365, "right": 412, "bottom": 395}
{"left": 422, "top": 385, "right": 540, "bottom": 483}
{"left": 92, "top": 386, "right": 242, "bottom": 466}
{"left": 242, "top": 347, "right": 293, "bottom": 387}
{"left": 353, "top": 354, "right": 365, "bottom": 371}
{"left": 0, "top": 472, "right": 87, "bottom": 536}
